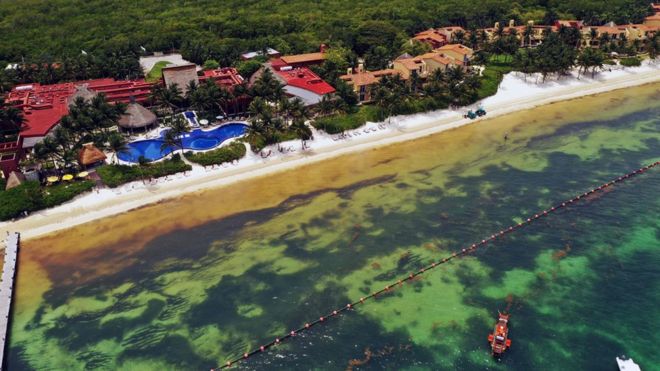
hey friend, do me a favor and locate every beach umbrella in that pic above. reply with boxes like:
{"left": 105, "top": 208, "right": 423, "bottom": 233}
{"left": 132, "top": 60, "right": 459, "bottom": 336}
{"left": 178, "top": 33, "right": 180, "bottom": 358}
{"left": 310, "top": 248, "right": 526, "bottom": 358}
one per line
{"left": 46, "top": 176, "right": 60, "bottom": 184}
{"left": 77, "top": 171, "right": 89, "bottom": 179}
{"left": 62, "top": 174, "right": 74, "bottom": 181}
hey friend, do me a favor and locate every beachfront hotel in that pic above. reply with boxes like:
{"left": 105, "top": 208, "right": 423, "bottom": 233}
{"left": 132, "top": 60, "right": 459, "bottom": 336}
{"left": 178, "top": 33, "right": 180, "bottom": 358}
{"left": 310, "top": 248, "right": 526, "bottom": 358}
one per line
{"left": 263, "top": 45, "right": 336, "bottom": 105}
{"left": 0, "top": 66, "right": 246, "bottom": 177}
{"left": 340, "top": 65, "right": 399, "bottom": 103}
{"left": 413, "top": 17, "right": 659, "bottom": 50}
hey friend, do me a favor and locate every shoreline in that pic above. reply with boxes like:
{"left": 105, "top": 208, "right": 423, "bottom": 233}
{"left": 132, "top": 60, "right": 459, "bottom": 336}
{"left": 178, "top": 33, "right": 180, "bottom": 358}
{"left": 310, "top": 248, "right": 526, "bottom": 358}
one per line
{"left": 2, "top": 61, "right": 660, "bottom": 240}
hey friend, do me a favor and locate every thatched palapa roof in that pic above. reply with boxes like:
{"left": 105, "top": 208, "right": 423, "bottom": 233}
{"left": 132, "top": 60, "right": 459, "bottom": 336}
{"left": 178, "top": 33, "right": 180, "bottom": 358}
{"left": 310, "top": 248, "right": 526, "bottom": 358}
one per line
{"left": 5, "top": 171, "right": 26, "bottom": 190}
{"left": 78, "top": 143, "right": 107, "bottom": 166}
{"left": 118, "top": 103, "right": 157, "bottom": 129}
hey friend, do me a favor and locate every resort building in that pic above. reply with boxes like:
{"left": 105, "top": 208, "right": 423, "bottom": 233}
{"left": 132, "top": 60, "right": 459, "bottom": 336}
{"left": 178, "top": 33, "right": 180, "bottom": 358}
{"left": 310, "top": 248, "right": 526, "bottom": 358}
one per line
{"left": 261, "top": 48, "right": 336, "bottom": 106}
{"left": 437, "top": 27, "right": 466, "bottom": 43}
{"left": 413, "top": 29, "right": 448, "bottom": 49}
{"left": 393, "top": 50, "right": 458, "bottom": 80}
{"left": 78, "top": 143, "right": 106, "bottom": 168}
{"left": 271, "top": 44, "right": 328, "bottom": 69}
{"left": 411, "top": 27, "right": 466, "bottom": 49}
{"left": 5, "top": 78, "right": 154, "bottom": 150}
{"left": 118, "top": 101, "right": 158, "bottom": 133}
{"left": 435, "top": 44, "right": 474, "bottom": 66}
{"left": 554, "top": 20, "right": 585, "bottom": 29}
{"left": 644, "top": 13, "right": 660, "bottom": 27}
{"left": 162, "top": 64, "right": 199, "bottom": 94}
{"left": 339, "top": 64, "right": 399, "bottom": 103}
{"left": 1, "top": 65, "right": 247, "bottom": 175}
{"left": 241, "top": 48, "right": 281, "bottom": 60}
{"left": 272, "top": 66, "right": 335, "bottom": 105}
{"left": 580, "top": 23, "right": 660, "bottom": 47}
{"left": 0, "top": 138, "right": 22, "bottom": 179}
{"left": 199, "top": 67, "right": 245, "bottom": 88}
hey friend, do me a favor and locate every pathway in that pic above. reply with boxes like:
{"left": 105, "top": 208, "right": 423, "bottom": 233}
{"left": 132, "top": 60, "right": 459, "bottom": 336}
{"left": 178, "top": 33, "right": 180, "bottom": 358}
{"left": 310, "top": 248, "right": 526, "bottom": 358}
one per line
{"left": 0, "top": 232, "right": 19, "bottom": 369}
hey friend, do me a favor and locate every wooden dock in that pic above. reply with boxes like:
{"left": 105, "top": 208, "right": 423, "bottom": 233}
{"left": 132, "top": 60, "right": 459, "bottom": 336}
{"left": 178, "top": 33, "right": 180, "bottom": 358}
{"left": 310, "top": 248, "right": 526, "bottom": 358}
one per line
{"left": 0, "top": 232, "right": 19, "bottom": 369}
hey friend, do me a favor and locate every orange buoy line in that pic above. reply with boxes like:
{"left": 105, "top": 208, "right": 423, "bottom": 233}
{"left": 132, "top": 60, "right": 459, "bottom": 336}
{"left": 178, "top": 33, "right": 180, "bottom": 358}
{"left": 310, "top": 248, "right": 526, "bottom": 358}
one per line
{"left": 215, "top": 161, "right": 658, "bottom": 370}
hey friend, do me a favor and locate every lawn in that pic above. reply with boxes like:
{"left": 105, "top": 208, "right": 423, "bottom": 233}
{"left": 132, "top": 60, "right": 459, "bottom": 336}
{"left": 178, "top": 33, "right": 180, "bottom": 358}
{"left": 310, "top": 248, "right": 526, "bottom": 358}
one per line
{"left": 477, "top": 60, "right": 515, "bottom": 100}
{"left": 145, "top": 61, "right": 171, "bottom": 82}
{"left": 312, "top": 106, "right": 381, "bottom": 134}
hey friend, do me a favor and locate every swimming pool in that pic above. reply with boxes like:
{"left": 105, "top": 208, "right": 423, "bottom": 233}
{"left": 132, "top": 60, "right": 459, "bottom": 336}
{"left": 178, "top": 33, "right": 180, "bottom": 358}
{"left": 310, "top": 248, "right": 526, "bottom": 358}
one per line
{"left": 118, "top": 123, "right": 248, "bottom": 163}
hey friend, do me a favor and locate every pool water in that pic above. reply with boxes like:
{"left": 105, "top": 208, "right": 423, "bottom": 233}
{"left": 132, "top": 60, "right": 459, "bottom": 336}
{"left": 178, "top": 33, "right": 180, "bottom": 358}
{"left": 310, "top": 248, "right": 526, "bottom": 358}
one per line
{"left": 118, "top": 123, "right": 248, "bottom": 162}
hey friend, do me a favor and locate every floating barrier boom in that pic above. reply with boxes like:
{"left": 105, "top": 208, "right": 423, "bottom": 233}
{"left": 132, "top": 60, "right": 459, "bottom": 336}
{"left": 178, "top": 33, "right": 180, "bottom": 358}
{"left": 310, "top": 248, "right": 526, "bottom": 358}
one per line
{"left": 216, "top": 162, "right": 659, "bottom": 369}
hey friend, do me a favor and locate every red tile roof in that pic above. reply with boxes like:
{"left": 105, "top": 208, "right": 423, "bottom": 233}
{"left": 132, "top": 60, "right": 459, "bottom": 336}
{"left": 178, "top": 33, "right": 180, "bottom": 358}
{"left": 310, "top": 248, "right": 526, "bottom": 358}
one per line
{"left": 275, "top": 67, "right": 335, "bottom": 95}
{"left": 200, "top": 67, "right": 245, "bottom": 88}
{"left": 7, "top": 78, "right": 154, "bottom": 138}
{"left": 280, "top": 52, "right": 326, "bottom": 65}
{"left": 340, "top": 69, "right": 399, "bottom": 87}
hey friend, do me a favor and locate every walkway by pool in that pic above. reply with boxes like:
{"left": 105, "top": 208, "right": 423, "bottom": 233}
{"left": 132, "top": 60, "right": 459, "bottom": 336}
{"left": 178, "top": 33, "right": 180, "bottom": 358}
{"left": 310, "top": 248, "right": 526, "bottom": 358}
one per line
{"left": 118, "top": 123, "right": 248, "bottom": 163}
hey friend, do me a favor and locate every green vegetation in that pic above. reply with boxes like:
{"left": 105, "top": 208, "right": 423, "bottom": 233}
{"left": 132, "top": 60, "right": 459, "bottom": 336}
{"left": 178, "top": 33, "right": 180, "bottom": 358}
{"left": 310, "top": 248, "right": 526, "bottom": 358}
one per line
{"left": 0, "top": 180, "right": 94, "bottom": 221}
{"left": 0, "top": 0, "right": 653, "bottom": 92}
{"left": 477, "top": 61, "right": 515, "bottom": 100}
{"left": 0, "top": 97, "right": 25, "bottom": 142}
{"left": 312, "top": 106, "right": 380, "bottom": 134}
{"left": 42, "top": 180, "right": 96, "bottom": 208}
{"left": 619, "top": 56, "right": 642, "bottom": 67}
{"left": 34, "top": 95, "right": 126, "bottom": 168}
{"left": 96, "top": 155, "right": 192, "bottom": 188}
{"left": 145, "top": 61, "right": 170, "bottom": 83}
{"left": 184, "top": 142, "right": 246, "bottom": 166}
{"left": 245, "top": 69, "right": 315, "bottom": 152}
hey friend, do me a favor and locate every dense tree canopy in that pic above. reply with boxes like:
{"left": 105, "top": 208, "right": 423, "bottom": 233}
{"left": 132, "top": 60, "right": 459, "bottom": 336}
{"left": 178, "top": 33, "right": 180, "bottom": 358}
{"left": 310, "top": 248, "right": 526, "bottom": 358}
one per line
{"left": 0, "top": 0, "right": 653, "bottom": 67}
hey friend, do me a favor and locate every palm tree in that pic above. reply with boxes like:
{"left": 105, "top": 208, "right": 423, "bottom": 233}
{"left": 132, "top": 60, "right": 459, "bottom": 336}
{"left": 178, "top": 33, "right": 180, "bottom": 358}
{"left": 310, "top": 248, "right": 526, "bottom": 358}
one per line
{"left": 279, "top": 97, "right": 293, "bottom": 124}
{"left": 107, "top": 132, "right": 128, "bottom": 164}
{"left": 646, "top": 34, "right": 659, "bottom": 59}
{"left": 251, "top": 68, "right": 285, "bottom": 102}
{"left": 468, "top": 30, "right": 479, "bottom": 49}
{"left": 495, "top": 22, "right": 505, "bottom": 40}
{"left": 160, "top": 115, "right": 189, "bottom": 155}
{"left": 0, "top": 97, "right": 25, "bottom": 140}
{"left": 452, "top": 30, "right": 466, "bottom": 44}
{"left": 317, "top": 95, "right": 335, "bottom": 117}
{"left": 288, "top": 98, "right": 307, "bottom": 125}
{"left": 523, "top": 24, "right": 534, "bottom": 48}
{"left": 291, "top": 120, "right": 312, "bottom": 149}
{"left": 478, "top": 29, "right": 490, "bottom": 50}
{"left": 150, "top": 83, "right": 184, "bottom": 113}
{"left": 589, "top": 28, "right": 598, "bottom": 47}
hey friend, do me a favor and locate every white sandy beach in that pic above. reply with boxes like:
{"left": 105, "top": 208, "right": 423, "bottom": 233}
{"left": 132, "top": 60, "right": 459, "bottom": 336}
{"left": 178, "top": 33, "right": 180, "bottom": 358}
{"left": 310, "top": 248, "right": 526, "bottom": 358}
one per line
{"left": 2, "top": 60, "right": 660, "bottom": 240}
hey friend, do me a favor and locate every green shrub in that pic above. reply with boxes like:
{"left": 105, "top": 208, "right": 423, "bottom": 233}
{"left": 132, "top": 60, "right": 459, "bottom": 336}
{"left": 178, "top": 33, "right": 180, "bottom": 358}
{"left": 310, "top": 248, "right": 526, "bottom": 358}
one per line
{"left": 619, "top": 57, "right": 641, "bottom": 67}
{"left": 97, "top": 157, "right": 192, "bottom": 188}
{"left": 42, "top": 181, "right": 95, "bottom": 208}
{"left": 312, "top": 106, "right": 380, "bottom": 134}
{"left": 244, "top": 129, "right": 306, "bottom": 153}
{"left": 0, "top": 181, "right": 43, "bottom": 220}
{"left": 0, "top": 177, "right": 5, "bottom": 191}
{"left": 185, "top": 142, "right": 246, "bottom": 166}
{"left": 603, "top": 59, "right": 617, "bottom": 65}
{"left": 0, "top": 180, "right": 95, "bottom": 221}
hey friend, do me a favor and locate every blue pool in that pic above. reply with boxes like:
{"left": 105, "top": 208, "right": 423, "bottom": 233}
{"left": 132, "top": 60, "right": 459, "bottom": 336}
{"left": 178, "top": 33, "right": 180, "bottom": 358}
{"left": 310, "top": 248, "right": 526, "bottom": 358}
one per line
{"left": 118, "top": 123, "right": 248, "bottom": 163}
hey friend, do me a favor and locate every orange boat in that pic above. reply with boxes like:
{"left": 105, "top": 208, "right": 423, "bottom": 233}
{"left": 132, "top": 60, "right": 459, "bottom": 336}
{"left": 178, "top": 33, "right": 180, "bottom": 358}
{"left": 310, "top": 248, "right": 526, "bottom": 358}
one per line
{"left": 488, "top": 312, "right": 511, "bottom": 357}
